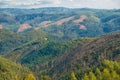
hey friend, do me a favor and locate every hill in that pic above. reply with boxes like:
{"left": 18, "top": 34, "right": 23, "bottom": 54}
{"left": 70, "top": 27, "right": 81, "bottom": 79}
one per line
{"left": 1, "top": 29, "right": 120, "bottom": 80}
{"left": 0, "top": 29, "right": 47, "bottom": 55}
{"left": 44, "top": 32, "right": 120, "bottom": 79}
{"left": 0, "top": 7, "right": 120, "bottom": 80}
{"left": 0, "top": 8, "right": 120, "bottom": 40}
{"left": 0, "top": 56, "right": 35, "bottom": 80}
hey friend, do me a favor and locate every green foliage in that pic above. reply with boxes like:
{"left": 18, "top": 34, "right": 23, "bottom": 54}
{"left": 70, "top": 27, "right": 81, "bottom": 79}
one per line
{"left": 82, "top": 74, "right": 89, "bottom": 80}
{"left": 40, "top": 75, "right": 51, "bottom": 80}
{"left": 82, "top": 71, "right": 97, "bottom": 80}
{"left": 0, "top": 56, "right": 30, "bottom": 80}
{"left": 24, "top": 73, "right": 36, "bottom": 80}
{"left": 0, "top": 29, "right": 47, "bottom": 55}
{"left": 0, "top": 8, "right": 120, "bottom": 40}
{"left": 96, "top": 68, "right": 102, "bottom": 80}
{"left": 111, "top": 71, "right": 120, "bottom": 80}
{"left": 82, "top": 60, "right": 120, "bottom": 80}
{"left": 0, "top": 8, "right": 120, "bottom": 80}
{"left": 71, "top": 72, "right": 77, "bottom": 80}
{"left": 88, "top": 71, "right": 96, "bottom": 80}
{"left": 102, "top": 68, "right": 111, "bottom": 80}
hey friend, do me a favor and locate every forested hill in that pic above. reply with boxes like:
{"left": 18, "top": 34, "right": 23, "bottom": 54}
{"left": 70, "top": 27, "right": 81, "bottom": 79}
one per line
{"left": 0, "top": 56, "right": 36, "bottom": 80}
{"left": 0, "top": 7, "right": 120, "bottom": 80}
{"left": 46, "top": 32, "right": 120, "bottom": 79}
{"left": 1, "top": 30, "right": 120, "bottom": 80}
{"left": 0, "top": 8, "right": 120, "bottom": 40}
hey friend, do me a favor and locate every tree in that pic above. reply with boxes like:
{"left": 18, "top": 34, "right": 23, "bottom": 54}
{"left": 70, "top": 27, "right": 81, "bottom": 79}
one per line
{"left": 102, "top": 68, "right": 111, "bottom": 80}
{"left": 40, "top": 75, "right": 51, "bottom": 80}
{"left": 114, "top": 61, "right": 120, "bottom": 74}
{"left": 82, "top": 74, "right": 89, "bottom": 80}
{"left": 71, "top": 72, "right": 77, "bottom": 80}
{"left": 103, "top": 60, "right": 114, "bottom": 71}
{"left": 96, "top": 68, "right": 102, "bottom": 80}
{"left": 88, "top": 71, "right": 96, "bottom": 80}
{"left": 24, "top": 73, "right": 36, "bottom": 80}
{"left": 15, "top": 75, "right": 19, "bottom": 80}
{"left": 111, "top": 71, "right": 120, "bottom": 80}
{"left": 81, "top": 60, "right": 120, "bottom": 80}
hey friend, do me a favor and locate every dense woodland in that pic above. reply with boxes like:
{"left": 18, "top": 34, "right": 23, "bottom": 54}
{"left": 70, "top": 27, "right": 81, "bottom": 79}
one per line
{"left": 0, "top": 8, "right": 120, "bottom": 80}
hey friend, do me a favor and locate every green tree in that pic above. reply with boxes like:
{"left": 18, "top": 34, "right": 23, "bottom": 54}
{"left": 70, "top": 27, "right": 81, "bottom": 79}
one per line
{"left": 40, "top": 75, "right": 51, "bottom": 80}
{"left": 111, "top": 71, "right": 120, "bottom": 80}
{"left": 104, "top": 60, "right": 115, "bottom": 71}
{"left": 81, "top": 60, "right": 120, "bottom": 80}
{"left": 96, "top": 68, "right": 102, "bottom": 80}
{"left": 82, "top": 74, "right": 89, "bottom": 80}
{"left": 102, "top": 68, "right": 111, "bottom": 80}
{"left": 15, "top": 75, "right": 19, "bottom": 80}
{"left": 114, "top": 61, "right": 120, "bottom": 74}
{"left": 24, "top": 73, "right": 36, "bottom": 80}
{"left": 88, "top": 71, "right": 96, "bottom": 80}
{"left": 71, "top": 72, "right": 77, "bottom": 80}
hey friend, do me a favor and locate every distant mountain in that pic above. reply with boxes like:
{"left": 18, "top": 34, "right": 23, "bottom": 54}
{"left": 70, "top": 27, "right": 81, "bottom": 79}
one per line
{"left": 0, "top": 8, "right": 120, "bottom": 39}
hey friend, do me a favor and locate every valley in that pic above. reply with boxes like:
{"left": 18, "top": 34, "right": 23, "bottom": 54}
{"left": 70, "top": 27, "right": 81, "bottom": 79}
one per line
{"left": 0, "top": 7, "right": 120, "bottom": 80}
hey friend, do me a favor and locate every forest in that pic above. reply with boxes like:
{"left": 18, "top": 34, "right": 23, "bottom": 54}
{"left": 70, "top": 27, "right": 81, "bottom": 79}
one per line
{"left": 0, "top": 8, "right": 120, "bottom": 80}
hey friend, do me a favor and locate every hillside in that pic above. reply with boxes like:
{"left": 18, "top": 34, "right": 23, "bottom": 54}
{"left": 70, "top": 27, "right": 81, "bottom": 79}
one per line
{"left": 0, "top": 56, "right": 33, "bottom": 80}
{"left": 0, "top": 29, "right": 26, "bottom": 54}
{"left": 0, "top": 7, "right": 120, "bottom": 80}
{"left": 44, "top": 32, "right": 120, "bottom": 79}
{"left": 5, "top": 38, "right": 93, "bottom": 69}
{"left": 1, "top": 28, "right": 120, "bottom": 80}
{"left": 0, "top": 8, "right": 120, "bottom": 40}
{"left": 0, "top": 29, "right": 47, "bottom": 55}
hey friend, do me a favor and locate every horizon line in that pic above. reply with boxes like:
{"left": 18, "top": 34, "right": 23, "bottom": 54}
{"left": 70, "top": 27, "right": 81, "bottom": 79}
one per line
{"left": 0, "top": 7, "right": 120, "bottom": 10}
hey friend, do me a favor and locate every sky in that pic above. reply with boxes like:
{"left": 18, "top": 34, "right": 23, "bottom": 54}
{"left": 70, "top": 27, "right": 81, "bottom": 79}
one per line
{"left": 0, "top": 0, "right": 120, "bottom": 9}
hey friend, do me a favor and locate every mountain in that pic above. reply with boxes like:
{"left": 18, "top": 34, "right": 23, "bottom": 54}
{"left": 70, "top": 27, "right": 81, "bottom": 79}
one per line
{"left": 3, "top": 31, "right": 120, "bottom": 80}
{"left": 0, "top": 7, "right": 120, "bottom": 80}
{"left": 0, "top": 8, "right": 120, "bottom": 40}
{"left": 43, "top": 32, "right": 120, "bottom": 79}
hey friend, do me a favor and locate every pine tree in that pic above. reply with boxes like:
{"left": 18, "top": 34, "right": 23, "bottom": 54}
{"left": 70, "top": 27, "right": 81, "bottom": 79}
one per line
{"left": 40, "top": 75, "right": 51, "bottom": 80}
{"left": 114, "top": 61, "right": 120, "bottom": 74}
{"left": 71, "top": 72, "right": 77, "bottom": 80}
{"left": 104, "top": 60, "right": 114, "bottom": 71}
{"left": 111, "top": 71, "right": 120, "bottom": 80}
{"left": 88, "top": 71, "right": 96, "bottom": 80}
{"left": 96, "top": 68, "right": 102, "bottom": 80}
{"left": 102, "top": 68, "right": 111, "bottom": 80}
{"left": 82, "top": 74, "right": 89, "bottom": 80}
{"left": 15, "top": 75, "right": 19, "bottom": 80}
{"left": 24, "top": 73, "right": 36, "bottom": 80}
{"left": 81, "top": 60, "right": 120, "bottom": 80}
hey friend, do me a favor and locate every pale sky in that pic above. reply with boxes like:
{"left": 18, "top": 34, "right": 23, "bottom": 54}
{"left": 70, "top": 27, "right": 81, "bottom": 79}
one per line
{"left": 0, "top": 0, "right": 120, "bottom": 9}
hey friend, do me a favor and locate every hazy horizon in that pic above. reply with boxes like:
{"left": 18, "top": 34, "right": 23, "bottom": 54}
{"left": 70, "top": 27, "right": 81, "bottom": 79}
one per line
{"left": 0, "top": 0, "right": 120, "bottom": 9}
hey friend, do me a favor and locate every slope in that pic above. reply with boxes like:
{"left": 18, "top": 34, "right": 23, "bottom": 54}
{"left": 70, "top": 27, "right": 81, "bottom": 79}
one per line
{"left": 0, "top": 8, "right": 120, "bottom": 40}
{"left": 0, "top": 29, "right": 47, "bottom": 55}
{"left": 46, "top": 32, "right": 120, "bottom": 79}
{"left": 0, "top": 56, "right": 32, "bottom": 80}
